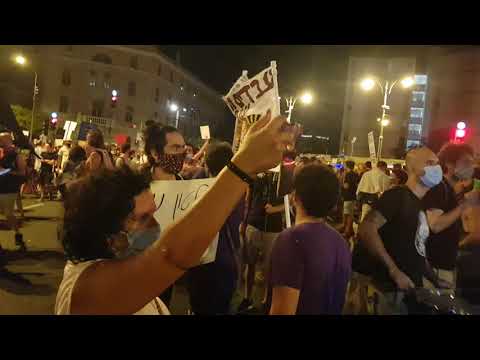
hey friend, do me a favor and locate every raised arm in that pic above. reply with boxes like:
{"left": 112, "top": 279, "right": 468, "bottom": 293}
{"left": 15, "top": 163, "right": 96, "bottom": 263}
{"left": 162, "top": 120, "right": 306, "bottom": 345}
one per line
{"left": 71, "top": 111, "right": 294, "bottom": 314}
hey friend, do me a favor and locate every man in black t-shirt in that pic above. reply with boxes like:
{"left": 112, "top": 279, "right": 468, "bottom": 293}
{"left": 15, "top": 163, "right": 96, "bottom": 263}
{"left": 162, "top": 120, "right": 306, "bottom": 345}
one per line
{"left": 422, "top": 143, "right": 479, "bottom": 289}
{"left": 357, "top": 147, "right": 442, "bottom": 314}
{"left": 239, "top": 171, "right": 284, "bottom": 313}
{"left": 342, "top": 160, "right": 359, "bottom": 239}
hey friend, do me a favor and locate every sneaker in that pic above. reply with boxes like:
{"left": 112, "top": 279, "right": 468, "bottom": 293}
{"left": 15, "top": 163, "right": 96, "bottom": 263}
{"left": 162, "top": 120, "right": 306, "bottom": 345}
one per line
{"left": 15, "top": 233, "right": 27, "bottom": 252}
{"left": 237, "top": 298, "right": 254, "bottom": 313}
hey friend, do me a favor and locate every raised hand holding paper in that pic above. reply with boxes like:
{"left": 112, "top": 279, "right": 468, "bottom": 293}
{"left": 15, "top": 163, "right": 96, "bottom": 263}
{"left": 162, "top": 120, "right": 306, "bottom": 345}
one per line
{"left": 223, "top": 61, "right": 281, "bottom": 153}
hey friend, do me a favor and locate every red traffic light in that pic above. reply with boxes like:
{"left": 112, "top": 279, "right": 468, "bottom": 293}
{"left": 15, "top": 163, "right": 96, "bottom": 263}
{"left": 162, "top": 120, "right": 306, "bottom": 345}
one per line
{"left": 456, "top": 129, "right": 466, "bottom": 138}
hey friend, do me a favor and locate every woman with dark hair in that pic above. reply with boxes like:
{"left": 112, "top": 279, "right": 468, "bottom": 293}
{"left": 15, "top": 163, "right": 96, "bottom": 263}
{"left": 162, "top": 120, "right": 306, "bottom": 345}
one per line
{"left": 55, "top": 111, "right": 293, "bottom": 314}
{"left": 84, "top": 129, "right": 114, "bottom": 172}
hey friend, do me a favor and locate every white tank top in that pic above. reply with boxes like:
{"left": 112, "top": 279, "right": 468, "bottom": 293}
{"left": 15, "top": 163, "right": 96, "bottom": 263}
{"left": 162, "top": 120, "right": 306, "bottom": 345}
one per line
{"left": 55, "top": 260, "right": 170, "bottom": 315}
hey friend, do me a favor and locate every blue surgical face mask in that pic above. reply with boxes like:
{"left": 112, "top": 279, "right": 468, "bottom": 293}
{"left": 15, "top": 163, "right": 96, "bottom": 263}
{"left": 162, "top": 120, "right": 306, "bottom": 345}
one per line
{"left": 421, "top": 165, "right": 443, "bottom": 188}
{"left": 127, "top": 224, "right": 161, "bottom": 251}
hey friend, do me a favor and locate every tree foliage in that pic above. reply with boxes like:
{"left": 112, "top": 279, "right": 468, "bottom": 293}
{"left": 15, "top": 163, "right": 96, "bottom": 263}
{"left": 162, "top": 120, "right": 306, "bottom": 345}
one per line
{"left": 10, "top": 104, "right": 46, "bottom": 136}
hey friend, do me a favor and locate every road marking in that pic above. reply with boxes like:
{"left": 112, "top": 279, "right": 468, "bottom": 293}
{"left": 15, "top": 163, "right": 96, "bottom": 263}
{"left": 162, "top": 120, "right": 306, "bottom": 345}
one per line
{"left": 22, "top": 203, "right": 45, "bottom": 211}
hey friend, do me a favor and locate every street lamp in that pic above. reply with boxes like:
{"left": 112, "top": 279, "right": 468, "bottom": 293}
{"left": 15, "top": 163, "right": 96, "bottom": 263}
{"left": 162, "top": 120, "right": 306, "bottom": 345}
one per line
{"left": 284, "top": 91, "right": 314, "bottom": 123}
{"left": 300, "top": 92, "right": 313, "bottom": 105}
{"left": 15, "top": 55, "right": 26, "bottom": 65}
{"left": 13, "top": 54, "right": 38, "bottom": 142}
{"left": 381, "top": 118, "right": 390, "bottom": 127}
{"left": 169, "top": 103, "right": 180, "bottom": 128}
{"left": 360, "top": 74, "right": 414, "bottom": 160}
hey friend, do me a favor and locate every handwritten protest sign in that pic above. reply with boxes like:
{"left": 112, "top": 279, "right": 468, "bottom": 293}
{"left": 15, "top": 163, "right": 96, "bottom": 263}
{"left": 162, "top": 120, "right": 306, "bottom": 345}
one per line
{"left": 200, "top": 125, "right": 210, "bottom": 140}
{"left": 223, "top": 62, "right": 280, "bottom": 153}
{"left": 150, "top": 178, "right": 218, "bottom": 265}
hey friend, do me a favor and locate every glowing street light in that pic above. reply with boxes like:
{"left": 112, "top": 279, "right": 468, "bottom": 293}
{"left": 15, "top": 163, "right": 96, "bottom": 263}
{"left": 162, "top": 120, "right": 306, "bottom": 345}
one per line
{"left": 169, "top": 103, "right": 181, "bottom": 128}
{"left": 285, "top": 90, "right": 315, "bottom": 123}
{"left": 361, "top": 78, "right": 375, "bottom": 91}
{"left": 13, "top": 54, "right": 37, "bottom": 142}
{"left": 170, "top": 103, "right": 179, "bottom": 112}
{"left": 360, "top": 70, "right": 415, "bottom": 160}
{"left": 15, "top": 55, "right": 26, "bottom": 65}
{"left": 401, "top": 77, "right": 415, "bottom": 89}
{"left": 300, "top": 92, "right": 313, "bottom": 105}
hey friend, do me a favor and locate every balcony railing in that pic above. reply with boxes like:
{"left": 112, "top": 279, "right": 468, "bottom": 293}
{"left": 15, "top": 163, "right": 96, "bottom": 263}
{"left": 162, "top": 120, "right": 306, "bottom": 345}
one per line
{"left": 84, "top": 115, "right": 112, "bottom": 127}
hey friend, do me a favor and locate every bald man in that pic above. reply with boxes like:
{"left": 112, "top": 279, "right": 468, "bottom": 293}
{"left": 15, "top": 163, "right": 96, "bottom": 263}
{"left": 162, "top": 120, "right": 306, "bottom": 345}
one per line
{"left": 355, "top": 147, "right": 443, "bottom": 314}
{"left": 0, "top": 132, "right": 27, "bottom": 252}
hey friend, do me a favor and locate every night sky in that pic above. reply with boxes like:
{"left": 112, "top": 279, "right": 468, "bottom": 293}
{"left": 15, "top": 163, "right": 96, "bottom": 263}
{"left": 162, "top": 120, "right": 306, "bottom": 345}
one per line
{"left": 158, "top": 45, "right": 451, "bottom": 153}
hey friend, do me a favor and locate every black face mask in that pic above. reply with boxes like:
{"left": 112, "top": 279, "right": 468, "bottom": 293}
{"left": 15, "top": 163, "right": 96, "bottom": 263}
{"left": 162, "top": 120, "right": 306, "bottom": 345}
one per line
{"left": 157, "top": 153, "right": 186, "bottom": 174}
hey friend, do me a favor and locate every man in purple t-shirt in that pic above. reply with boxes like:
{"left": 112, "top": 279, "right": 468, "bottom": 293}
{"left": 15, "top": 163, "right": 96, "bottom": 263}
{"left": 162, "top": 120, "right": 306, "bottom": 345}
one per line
{"left": 269, "top": 164, "right": 351, "bottom": 315}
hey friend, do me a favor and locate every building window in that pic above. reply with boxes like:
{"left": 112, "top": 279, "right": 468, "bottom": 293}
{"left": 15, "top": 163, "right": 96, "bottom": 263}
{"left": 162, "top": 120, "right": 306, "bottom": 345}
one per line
{"left": 411, "top": 91, "right": 425, "bottom": 104}
{"left": 157, "top": 64, "right": 162, "bottom": 76}
{"left": 65, "top": 45, "right": 73, "bottom": 52}
{"left": 130, "top": 56, "right": 138, "bottom": 70}
{"left": 410, "top": 108, "right": 424, "bottom": 118}
{"left": 154, "top": 88, "right": 160, "bottom": 103}
{"left": 91, "top": 99, "right": 104, "bottom": 117}
{"left": 92, "top": 53, "right": 112, "bottom": 65}
{"left": 406, "top": 140, "right": 421, "bottom": 149}
{"left": 154, "top": 112, "right": 158, "bottom": 119}
{"left": 128, "top": 81, "right": 136, "bottom": 97}
{"left": 414, "top": 75, "right": 427, "bottom": 85}
{"left": 59, "top": 96, "right": 69, "bottom": 113}
{"left": 104, "top": 72, "right": 111, "bottom": 89}
{"left": 408, "top": 124, "right": 423, "bottom": 136}
{"left": 62, "top": 69, "right": 71, "bottom": 86}
{"left": 125, "top": 106, "right": 134, "bottom": 122}
{"left": 180, "top": 83, "right": 184, "bottom": 91}
{"left": 169, "top": 70, "right": 174, "bottom": 83}
{"left": 89, "top": 70, "right": 97, "bottom": 87}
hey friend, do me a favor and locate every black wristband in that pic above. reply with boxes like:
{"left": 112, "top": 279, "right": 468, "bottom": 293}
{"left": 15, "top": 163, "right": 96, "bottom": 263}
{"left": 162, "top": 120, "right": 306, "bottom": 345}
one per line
{"left": 227, "top": 161, "right": 255, "bottom": 186}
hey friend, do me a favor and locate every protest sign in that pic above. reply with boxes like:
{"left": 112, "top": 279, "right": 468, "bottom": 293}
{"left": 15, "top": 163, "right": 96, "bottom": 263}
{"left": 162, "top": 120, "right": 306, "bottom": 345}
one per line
{"left": 63, "top": 120, "right": 77, "bottom": 140}
{"left": 150, "top": 178, "right": 218, "bottom": 265}
{"left": 200, "top": 125, "right": 210, "bottom": 140}
{"left": 224, "top": 62, "right": 280, "bottom": 153}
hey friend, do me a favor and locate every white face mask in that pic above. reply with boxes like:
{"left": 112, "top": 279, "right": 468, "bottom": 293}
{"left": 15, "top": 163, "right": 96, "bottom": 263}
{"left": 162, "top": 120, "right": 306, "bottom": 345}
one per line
{"left": 420, "top": 165, "right": 443, "bottom": 189}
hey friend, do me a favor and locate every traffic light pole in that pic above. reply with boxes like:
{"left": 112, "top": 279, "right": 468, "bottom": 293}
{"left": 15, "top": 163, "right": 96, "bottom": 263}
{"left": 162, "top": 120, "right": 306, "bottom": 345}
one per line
{"left": 29, "top": 71, "right": 38, "bottom": 142}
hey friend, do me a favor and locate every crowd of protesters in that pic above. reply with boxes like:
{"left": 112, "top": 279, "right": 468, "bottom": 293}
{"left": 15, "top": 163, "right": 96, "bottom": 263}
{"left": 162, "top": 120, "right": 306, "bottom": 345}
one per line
{"left": 1, "top": 111, "right": 480, "bottom": 315}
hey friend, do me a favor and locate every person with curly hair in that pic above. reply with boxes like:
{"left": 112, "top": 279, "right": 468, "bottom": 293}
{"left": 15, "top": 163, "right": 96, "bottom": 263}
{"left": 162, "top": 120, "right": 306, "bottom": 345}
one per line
{"left": 55, "top": 110, "right": 294, "bottom": 315}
